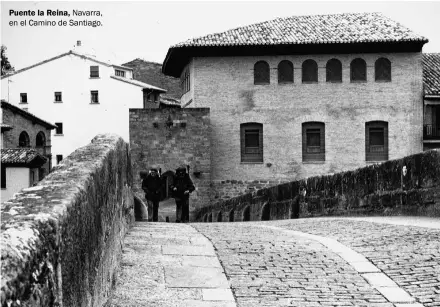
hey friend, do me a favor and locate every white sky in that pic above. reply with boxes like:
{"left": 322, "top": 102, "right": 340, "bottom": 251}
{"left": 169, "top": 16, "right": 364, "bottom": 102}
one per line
{"left": 1, "top": 1, "right": 440, "bottom": 70}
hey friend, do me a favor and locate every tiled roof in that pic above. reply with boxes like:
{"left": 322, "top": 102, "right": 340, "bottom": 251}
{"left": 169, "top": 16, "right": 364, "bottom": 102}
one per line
{"left": 160, "top": 95, "right": 181, "bottom": 107}
{"left": 1, "top": 148, "right": 47, "bottom": 166}
{"left": 173, "top": 12, "right": 427, "bottom": 48}
{"left": 1, "top": 100, "right": 57, "bottom": 129}
{"left": 423, "top": 53, "right": 440, "bottom": 96}
{"left": 110, "top": 75, "right": 167, "bottom": 92}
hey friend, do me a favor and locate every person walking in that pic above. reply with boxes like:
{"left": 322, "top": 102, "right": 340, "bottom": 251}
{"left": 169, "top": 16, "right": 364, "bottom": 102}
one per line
{"left": 170, "top": 166, "right": 195, "bottom": 223}
{"left": 142, "top": 168, "right": 162, "bottom": 222}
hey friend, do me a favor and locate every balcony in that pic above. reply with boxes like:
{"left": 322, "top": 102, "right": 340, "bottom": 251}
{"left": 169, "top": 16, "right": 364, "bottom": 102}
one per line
{"left": 423, "top": 125, "right": 440, "bottom": 140}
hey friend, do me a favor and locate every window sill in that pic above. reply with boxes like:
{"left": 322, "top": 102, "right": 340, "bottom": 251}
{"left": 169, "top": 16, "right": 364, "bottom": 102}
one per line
{"left": 350, "top": 80, "right": 367, "bottom": 83}
{"left": 54, "top": 101, "right": 63, "bottom": 103}
{"left": 54, "top": 134, "right": 64, "bottom": 136}
{"left": 302, "top": 161, "right": 325, "bottom": 164}
{"left": 90, "top": 77, "right": 100, "bottom": 79}
{"left": 375, "top": 79, "right": 391, "bottom": 83}
{"left": 19, "top": 102, "right": 28, "bottom": 104}
{"left": 302, "top": 81, "right": 318, "bottom": 84}
{"left": 278, "top": 81, "right": 293, "bottom": 85}
{"left": 326, "top": 80, "right": 342, "bottom": 83}
{"left": 90, "top": 102, "right": 100, "bottom": 105}
{"left": 254, "top": 83, "right": 270, "bottom": 86}
{"left": 240, "top": 162, "right": 264, "bottom": 164}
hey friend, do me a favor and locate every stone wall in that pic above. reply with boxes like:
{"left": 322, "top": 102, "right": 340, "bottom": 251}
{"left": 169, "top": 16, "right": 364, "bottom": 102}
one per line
{"left": 194, "top": 149, "right": 440, "bottom": 222}
{"left": 1, "top": 134, "right": 134, "bottom": 307}
{"left": 129, "top": 108, "right": 211, "bottom": 211}
{"left": 185, "top": 52, "right": 424, "bottom": 200}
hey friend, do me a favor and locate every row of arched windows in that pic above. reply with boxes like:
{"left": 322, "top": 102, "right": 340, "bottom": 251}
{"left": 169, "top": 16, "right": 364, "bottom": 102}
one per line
{"left": 18, "top": 131, "right": 46, "bottom": 148}
{"left": 254, "top": 58, "right": 391, "bottom": 84}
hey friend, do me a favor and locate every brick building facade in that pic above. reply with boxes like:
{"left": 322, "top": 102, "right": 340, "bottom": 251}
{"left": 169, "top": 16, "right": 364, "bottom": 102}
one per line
{"left": 160, "top": 13, "right": 428, "bottom": 202}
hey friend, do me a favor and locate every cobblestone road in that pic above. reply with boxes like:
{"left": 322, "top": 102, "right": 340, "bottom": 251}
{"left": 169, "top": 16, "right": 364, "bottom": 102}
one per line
{"left": 271, "top": 218, "right": 440, "bottom": 307}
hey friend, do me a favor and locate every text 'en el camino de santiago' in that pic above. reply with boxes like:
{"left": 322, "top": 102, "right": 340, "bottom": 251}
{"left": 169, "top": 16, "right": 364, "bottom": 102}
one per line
{"left": 8, "top": 9, "right": 103, "bottom": 27}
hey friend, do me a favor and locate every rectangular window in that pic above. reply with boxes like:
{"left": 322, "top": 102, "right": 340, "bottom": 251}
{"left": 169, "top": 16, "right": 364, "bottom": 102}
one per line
{"left": 91, "top": 91, "right": 99, "bottom": 104}
{"left": 1, "top": 165, "right": 6, "bottom": 189}
{"left": 20, "top": 93, "right": 27, "bottom": 103}
{"left": 241, "top": 123, "right": 263, "bottom": 163}
{"left": 302, "top": 122, "right": 325, "bottom": 162}
{"left": 181, "top": 69, "right": 190, "bottom": 94}
{"left": 56, "top": 155, "right": 63, "bottom": 165}
{"left": 115, "top": 70, "right": 125, "bottom": 77}
{"left": 54, "top": 92, "right": 62, "bottom": 102}
{"left": 90, "top": 66, "right": 99, "bottom": 78}
{"left": 55, "top": 122, "right": 63, "bottom": 135}
{"left": 366, "top": 122, "right": 388, "bottom": 161}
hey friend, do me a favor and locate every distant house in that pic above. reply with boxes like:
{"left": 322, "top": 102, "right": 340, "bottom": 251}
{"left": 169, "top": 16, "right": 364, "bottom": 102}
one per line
{"left": 1, "top": 42, "right": 166, "bottom": 166}
{"left": 1, "top": 100, "right": 56, "bottom": 179}
{"left": 161, "top": 12, "right": 428, "bottom": 200}
{"left": 422, "top": 53, "right": 440, "bottom": 150}
{"left": 1, "top": 148, "right": 48, "bottom": 202}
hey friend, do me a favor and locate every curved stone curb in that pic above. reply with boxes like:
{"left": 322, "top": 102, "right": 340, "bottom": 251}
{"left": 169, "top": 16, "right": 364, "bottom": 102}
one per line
{"left": 257, "top": 225, "right": 423, "bottom": 307}
{"left": 188, "top": 225, "right": 238, "bottom": 307}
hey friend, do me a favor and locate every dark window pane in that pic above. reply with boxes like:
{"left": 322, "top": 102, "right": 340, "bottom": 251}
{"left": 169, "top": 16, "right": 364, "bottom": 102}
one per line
{"left": 245, "top": 130, "right": 259, "bottom": 148}
{"left": 55, "top": 123, "right": 63, "bottom": 135}
{"left": 351, "top": 58, "right": 366, "bottom": 81}
{"left": 278, "top": 60, "right": 293, "bottom": 83}
{"left": 90, "top": 66, "right": 99, "bottom": 77}
{"left": 375, "top": 58, "right": 391, "bottom": 81}
{"left": 326, "top": 59, "right": 342, "bottom": 82}
{"left": 370, "top": 128, "right": 384, "bottom": 146}
{"left": 19, "top": 131, "right": 30, "bottom": 147}
{"left": 20, "top": 93, "right": 27, "bottom": 103}
{"left": 306, "top": 129, "right": 321, "bottom": 146}
{"left": 302, "top": 60, "right": 318, "bottom": 82}
{"left": 254, "top": 61, "right": 270, "bottom": 84}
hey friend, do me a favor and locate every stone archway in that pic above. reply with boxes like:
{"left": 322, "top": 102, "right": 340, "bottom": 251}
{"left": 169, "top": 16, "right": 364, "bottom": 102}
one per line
{"left": 208, "top": 213, "right": 213, "bottom": 222}
{"left": 261, "top": 202, "right": 271, "bottom": 221}
{"left": 217, "top": 211, "right": 223, "bottom": 222}
{"left": 203, "top": 214, "right": 208, "bottom": 222}
{"left": 229, "top": 209, "right": 235, "bottom": 222}
{"left": 242, "top": 206, "right": 250, "bottom": 221}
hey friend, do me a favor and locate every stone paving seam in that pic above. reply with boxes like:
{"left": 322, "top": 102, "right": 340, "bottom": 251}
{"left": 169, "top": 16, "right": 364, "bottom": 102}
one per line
{"left": 188, "top": 224, "right": 239, "bottom": 307}
{"left": 256, "top": 224, "right": 421, "bottom": 306}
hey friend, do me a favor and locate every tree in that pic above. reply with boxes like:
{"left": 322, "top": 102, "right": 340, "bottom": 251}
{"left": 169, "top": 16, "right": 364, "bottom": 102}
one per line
{"left": 1, "top": 45, "right": 14, "bottom": 76}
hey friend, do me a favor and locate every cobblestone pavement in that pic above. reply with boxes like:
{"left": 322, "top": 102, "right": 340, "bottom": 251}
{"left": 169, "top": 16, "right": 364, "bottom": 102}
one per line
{"left": 193, "top": 222, "right": 395, "bottom": 307}
{"left": 268, "top": 217, "right": 440, "bottom": 307}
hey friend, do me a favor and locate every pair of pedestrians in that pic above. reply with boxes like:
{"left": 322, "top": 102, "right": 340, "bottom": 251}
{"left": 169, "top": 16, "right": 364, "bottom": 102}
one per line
{"left": 141, "top": 166, "right": 195, "bottom": 223}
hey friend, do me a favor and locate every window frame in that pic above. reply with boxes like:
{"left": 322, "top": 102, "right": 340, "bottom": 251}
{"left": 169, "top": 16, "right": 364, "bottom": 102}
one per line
{"left": 302, "top": 122, "right": 325, "bottom": 162}
{"left": 36, "top": 131, "right": 46, "bottom": 147}
{"left": 365, "top": 121, "right": 388, "bottom": 161}
{"left": 350, "top": 58, "right": 367, "bottom": 82}
{"left": 1, "top": 165, "right": 6, "bottom": 189}
{"left": 326, "top": 59, "right": 342, "bottom": 83}
{"left": 240, "top": 123, "right": 263, "bottom": 163}
{"left": 54, "top": 91, "right": 62, "bottom": 103}
{"left": 302, "top": 59, "right": 318, "bottom": 83}
{"left": 90, "top": 66, "right": 99, "bottom": 78}
{"left": 56, "top": 155, "right": 63, "bottom": 165}
{"left": 55, "top": 122, "right": 63, "bottom": 135}
{"left": 90, "top": 90, "right": 99, "bottom": 104}
{"left": 278, "top": 60, "right": 294, "bottom": 84}
{"left": 115, "top": 69, "right": 126, "bottom": 77}
{"left": 18, "top": 131, "right": 30, "bottom": 147}
{"left": 181, "top": 68, "right": 190, "bottom": 93}
{"left": 20, "top": 93, "right": 28, "bottom": 104}
{"left": 375, "top": 58, "right": 391, "bottom": 82}
{"left": 254, "top": 61, "right": 270, "bottom": 85}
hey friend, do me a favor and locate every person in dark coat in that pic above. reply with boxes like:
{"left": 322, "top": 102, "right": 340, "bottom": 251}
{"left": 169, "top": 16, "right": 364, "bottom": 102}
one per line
{"left": 142, "top": 168, "right": 162, "bottom": 222}
{"left": 170, "top": 166, "right": 195, "bottom": 223}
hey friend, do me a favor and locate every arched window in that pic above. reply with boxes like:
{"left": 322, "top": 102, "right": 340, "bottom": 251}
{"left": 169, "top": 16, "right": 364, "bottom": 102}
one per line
{"left": 302, "top": 59, "right": 318, "bottom": 83}
{"left": 350, "top": 58, "right": 367, "bottom": 82}
{"left": 36, "top": 131, "right": 46, "bottom": 147}
{"left": 278, "top": 60, "right": 293, "bottom": 83}
{"left": 375, "top": 58, "right": 391, "bottom": 81}
{"left": 18, "top": 131, "right": 30, "bottom": 147}
{"left": 254, "top": 61, "right": 270, "bottom": 84}
{"left": 326, "top": 59, "right": 342, "bottom": 82}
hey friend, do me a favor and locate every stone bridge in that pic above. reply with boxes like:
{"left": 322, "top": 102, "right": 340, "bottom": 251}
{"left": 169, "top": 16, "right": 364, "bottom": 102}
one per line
{"left": 1, "top": 135, "right": 439, "bottom": 307}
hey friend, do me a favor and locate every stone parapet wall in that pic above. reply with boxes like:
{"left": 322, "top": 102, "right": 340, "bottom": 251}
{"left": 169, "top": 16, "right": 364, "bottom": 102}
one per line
{"left": 1, "top": 134, "right": 134, "bottom": 307}
{"left": 194, "top": 149, "right": 440, "bottom": 222}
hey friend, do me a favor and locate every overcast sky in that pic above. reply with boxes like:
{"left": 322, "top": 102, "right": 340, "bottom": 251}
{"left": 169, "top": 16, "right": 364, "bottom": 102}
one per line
{"left": 1, "top": 1, "right": 440, "bottom": 70}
